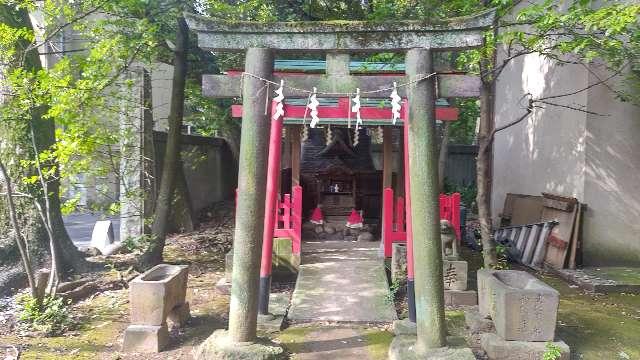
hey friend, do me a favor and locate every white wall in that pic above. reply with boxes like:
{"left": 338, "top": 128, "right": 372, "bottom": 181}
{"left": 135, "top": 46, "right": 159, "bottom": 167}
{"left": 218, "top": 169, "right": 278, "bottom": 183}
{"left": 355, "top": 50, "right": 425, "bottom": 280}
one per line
{"left": 492, "top": 51, "right": 588, "bottom": 218}
{"left": 582, "top": 66, "right": 640, "bottom": 265}
{"left": 493, "top": 46, "right": 640, "bottom": 266}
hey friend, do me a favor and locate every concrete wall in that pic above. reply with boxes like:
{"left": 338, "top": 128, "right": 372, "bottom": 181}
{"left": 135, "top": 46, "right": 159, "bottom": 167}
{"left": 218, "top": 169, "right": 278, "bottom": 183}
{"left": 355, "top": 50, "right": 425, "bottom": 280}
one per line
{"left": 154, "top": 132, "right": 237, "bottom": 216}
{"left": 582, "top": 67, "right": 640, "bottom": 265}
{"left": 493, "top": 46, "right": 640, "bottom": 266}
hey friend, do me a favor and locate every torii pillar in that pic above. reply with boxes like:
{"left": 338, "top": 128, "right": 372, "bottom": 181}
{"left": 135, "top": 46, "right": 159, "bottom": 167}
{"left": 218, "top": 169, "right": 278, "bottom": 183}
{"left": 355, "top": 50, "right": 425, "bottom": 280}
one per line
{"left": 405, "top": 48, "right": 446, "bottom": 351}
{"left": 228, "top": 47, "right": 274, "bottom": 343}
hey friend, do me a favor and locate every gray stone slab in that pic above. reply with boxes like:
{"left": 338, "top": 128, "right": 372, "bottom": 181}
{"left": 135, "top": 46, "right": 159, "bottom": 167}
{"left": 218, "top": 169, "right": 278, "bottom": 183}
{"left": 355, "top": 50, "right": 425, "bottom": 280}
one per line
{"left": 389, "top": 335, "right": 475, "bottom": 360}
{"left": 288, "top": 241, "right": 397, "bottom": 323}
{"left": 480, "top": 332, "right": 570, "bottom": 360}
{"left": 186, "top": 11, "right": 496, "bottom": 52}
{"left": 194, "top": 329, "right": 284, "bottom": 360}
{"left": 64, "top": 213, "right": 120, "bottom": 248}
{"left": 464, "top": 307, "right": 494, "bottom": 334}
{"left": 292, "top": 328, "right": 374, "bottom": 360}
{"left": 203, "top": 74, "right": 481, "bottom": 99}
{"left": 258, "top": 293, "right": 290, "bottom": 333}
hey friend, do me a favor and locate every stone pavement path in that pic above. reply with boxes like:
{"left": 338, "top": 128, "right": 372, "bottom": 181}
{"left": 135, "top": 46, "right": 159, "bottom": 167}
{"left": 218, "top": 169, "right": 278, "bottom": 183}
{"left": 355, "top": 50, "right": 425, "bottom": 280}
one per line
{"left": 278, "top": 326, "right": 391, "bottom": 360}
{"left": 287, "top": 240, "right": 397, "bottom": 323}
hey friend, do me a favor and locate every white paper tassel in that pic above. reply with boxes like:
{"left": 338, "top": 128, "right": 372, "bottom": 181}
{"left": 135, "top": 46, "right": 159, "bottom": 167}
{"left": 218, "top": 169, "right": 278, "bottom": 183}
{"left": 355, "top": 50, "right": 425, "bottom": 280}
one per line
{"left": 302, "top": 125, "right": 309, "bottom": 142}
{"left": 272, "top": 79, "right": 285, "bottom": 121}
{"left": 390, "top": 82, "right": 401, "bottom": 125}
{"left": 308, "top": 87, "right": 320, "bottom": 128}
{"left": 353, "top": 128, "right": 359, "bottom": 147}
{"left": 351, "top": 88, "right": 362, "bottom": 130}
{"left": 325, "top": 125, "right": 332, "bottom": 145}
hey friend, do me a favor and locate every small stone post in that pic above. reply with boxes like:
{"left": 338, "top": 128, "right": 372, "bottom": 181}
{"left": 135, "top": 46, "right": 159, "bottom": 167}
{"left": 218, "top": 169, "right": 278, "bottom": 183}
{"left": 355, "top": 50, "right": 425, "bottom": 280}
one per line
{"left": 228, "top": 47, "right": 274, "bottom": 343}
{"left": 405, "top": 48, "right": 446, "bottom": 352}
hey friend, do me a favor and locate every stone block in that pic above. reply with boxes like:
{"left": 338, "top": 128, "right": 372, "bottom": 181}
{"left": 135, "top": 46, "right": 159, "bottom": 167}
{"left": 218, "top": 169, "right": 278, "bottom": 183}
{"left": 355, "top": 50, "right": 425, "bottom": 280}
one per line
{"left": 464, "top": 307, "right": 494, "bottom": 334}
{"left": 477, "top": 269, "right": 496, "bottom": 317}
{"left": 194, "top": 329, "right": 284, "bottom": 360}
{"left": 478, "top": 270, "right": 559, "bottom": 342}
{"left": 444, "top": 290, "right": 477, "bottom": 306}
{"left": 272, "top": 237, "right": 299, "bottom": 274}
{"left": 480, "top": 333, "right": 570, "bottom": 360}
{"left": 443, "top": 260, "right": 468, "bottom": 291}
{"left": 167, "top": 302, "right": 190, "bottom": 328}
{"left": 90, "top": 220, "right": 114, "bottom": 254}
{"left": 122, "top": 324, "right": 169, "bottom": 353}
{"left": 389, "top": 334, "right": 475, "bottom": 360}
{"left": 391, "top": 243, "right": 407, "bottom": 285}
{"left": 392, "top": 318, "right": 416, "bottom": 336}
{"left": 129, "top": 264, "right": 189, "bottom": 326}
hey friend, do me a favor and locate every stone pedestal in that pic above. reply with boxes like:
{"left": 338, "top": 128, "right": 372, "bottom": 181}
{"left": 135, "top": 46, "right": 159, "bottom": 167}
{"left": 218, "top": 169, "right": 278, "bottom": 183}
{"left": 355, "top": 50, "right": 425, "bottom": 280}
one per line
{"left": 443, "top": 260, "right": 468, "bottom": 291}
{"left": 442, "top": 260, "right": 477, "bottom": 306}
{"left": 123, "top": 264, "right": 190, "bottom": 353}
{"left": 444, "top": 290, "right": 477, "bottom": 306}
{"left": 272, "top": 237, "right": 300, "bottom": 276}
{"left": 123, "top": 324, "right": 169, "bottom": 353}
{"left": 194, "top": 330, "right": 283, "bottom": 360}
{"left": 388, "top": 334, "right": 475, "bottom": 360}
{"left": 480, "top": 333, "right": 570, "bottom": 360}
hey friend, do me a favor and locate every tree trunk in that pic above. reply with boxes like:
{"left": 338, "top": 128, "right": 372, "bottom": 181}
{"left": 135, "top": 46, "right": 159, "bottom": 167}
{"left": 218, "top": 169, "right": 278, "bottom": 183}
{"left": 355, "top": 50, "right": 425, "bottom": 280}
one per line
{"left": 438, "top": 122, "right": 450, "bottom": 193}
{"left": 141, "top": 17, "right": 188, "bottom": 268}
{"left": 0, "top": 159, "right": 38, "bottom": 299}
{"left": 476, "top": 79, "right": 497, "bottom": 268}
{"left": 1, "top": 4, "right": 88, "bottom": 276}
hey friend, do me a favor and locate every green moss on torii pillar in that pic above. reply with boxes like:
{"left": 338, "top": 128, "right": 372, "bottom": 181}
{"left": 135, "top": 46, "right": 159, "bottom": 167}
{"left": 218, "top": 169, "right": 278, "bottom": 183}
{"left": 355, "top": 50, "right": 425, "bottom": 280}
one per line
{"left": 405, "top": 48, "right": 446, "bottom": 352}
{"left": 228, "top": 47, "right": 274, "bottom": 343}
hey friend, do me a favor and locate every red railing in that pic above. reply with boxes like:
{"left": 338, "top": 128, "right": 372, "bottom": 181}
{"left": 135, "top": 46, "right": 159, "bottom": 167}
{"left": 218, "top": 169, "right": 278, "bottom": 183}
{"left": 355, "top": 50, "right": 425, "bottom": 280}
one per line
{"left": 235, "top": 185, "right": 303, "bottom": 255}
{"left": 382, "top": 187, "right": 461, "bottom": 257}
{"left": 273, "top": 185, "right": 303, "bottom": 255}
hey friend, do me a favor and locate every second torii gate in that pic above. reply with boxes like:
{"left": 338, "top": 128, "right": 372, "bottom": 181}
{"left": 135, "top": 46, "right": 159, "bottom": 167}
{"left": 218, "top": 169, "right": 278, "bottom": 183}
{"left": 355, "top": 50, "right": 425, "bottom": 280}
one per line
{"left": 187, "top": 11, "right": 493, "bottom": 358}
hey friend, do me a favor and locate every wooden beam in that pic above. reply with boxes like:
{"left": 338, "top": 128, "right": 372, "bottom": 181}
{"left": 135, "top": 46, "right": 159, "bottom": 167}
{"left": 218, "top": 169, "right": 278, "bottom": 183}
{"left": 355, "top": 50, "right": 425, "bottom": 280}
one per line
{"left": 382, "top": 127, "right": 393, "bottom": 189}
{"left": 185, "top": 10, "right": 495, "bottom": 52}
{"left": 203, "top": 73, "right": 480, "bottom": 99}
{"left": 230, "top": 104, "right": 459, "bottom": 122}
{"left": 291, "top": 125, "right": 301, "bottom": 187}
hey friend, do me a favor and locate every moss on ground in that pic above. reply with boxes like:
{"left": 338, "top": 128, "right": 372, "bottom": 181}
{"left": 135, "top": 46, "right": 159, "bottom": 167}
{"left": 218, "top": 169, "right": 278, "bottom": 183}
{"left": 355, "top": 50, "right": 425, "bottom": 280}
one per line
{"left": 362, "top": 329, "right": 394, "bottom": 360}
{"left": 539, "top": 273, "right": 640, "bottom": 359}
{"left": 6, "top": 289, "right": 129, "bottom": 360}
{"left": 276, "top": 326, "right": 315, "bottom": 354}
{"left": 445, "top": 310, "right": 466, "bottom": 337}
{"left": 582, "top": 267, "right": 640, "bottom": 284}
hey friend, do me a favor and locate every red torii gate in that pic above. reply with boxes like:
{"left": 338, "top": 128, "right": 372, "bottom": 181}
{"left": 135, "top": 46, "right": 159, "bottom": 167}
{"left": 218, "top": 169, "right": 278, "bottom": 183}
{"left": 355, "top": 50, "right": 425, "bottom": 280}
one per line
{"left": 254, "top": 94, "right": 461, "bottom": 322}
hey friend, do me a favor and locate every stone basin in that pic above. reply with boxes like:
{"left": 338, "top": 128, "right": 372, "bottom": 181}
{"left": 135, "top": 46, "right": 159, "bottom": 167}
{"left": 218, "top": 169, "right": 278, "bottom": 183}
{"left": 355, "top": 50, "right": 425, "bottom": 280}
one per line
{"left": 478, "top": 269, "right": 559, "bottom": 342}
{"left": 129, "top": 264, "right": 189, "bottom": 326}
{"left": 123, "top": 264, "right": 190, "bottom": 353}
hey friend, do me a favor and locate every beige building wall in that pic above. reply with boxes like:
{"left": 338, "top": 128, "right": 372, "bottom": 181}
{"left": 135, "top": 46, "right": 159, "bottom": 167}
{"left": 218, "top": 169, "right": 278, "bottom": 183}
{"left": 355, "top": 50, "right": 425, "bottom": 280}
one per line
{"left": 493, "top": 48, "right": 640, "bottom": 265}
{"left": 582, "top": 67, "right": 640, "bottom": 265}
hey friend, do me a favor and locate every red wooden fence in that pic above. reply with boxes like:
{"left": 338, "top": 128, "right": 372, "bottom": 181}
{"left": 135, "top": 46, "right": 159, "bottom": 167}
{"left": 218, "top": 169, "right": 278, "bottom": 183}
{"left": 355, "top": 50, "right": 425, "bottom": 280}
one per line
{"left": 382, "top": 187, "right": 461, "bottom": 258}
{"left": 273, "top": 185, "right": 303, "bottom": 255}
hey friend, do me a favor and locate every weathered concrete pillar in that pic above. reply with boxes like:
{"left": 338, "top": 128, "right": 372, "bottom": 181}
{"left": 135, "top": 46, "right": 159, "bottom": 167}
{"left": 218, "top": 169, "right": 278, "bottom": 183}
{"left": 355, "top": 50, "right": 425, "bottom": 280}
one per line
{"left": 119, "top": 67, "right": 148, "bottom": 243}
{"left": 405, "top": 48, "right": 446, "bottom": 352}
{"left": 228, "top": 47, "right": 274, "bottom": 343}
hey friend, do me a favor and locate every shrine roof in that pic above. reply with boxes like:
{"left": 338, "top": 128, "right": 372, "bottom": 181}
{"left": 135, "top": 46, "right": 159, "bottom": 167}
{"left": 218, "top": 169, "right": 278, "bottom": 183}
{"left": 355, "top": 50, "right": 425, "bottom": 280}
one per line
{"left": 272, "top": 60, "right": 404, "bottom": 73}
